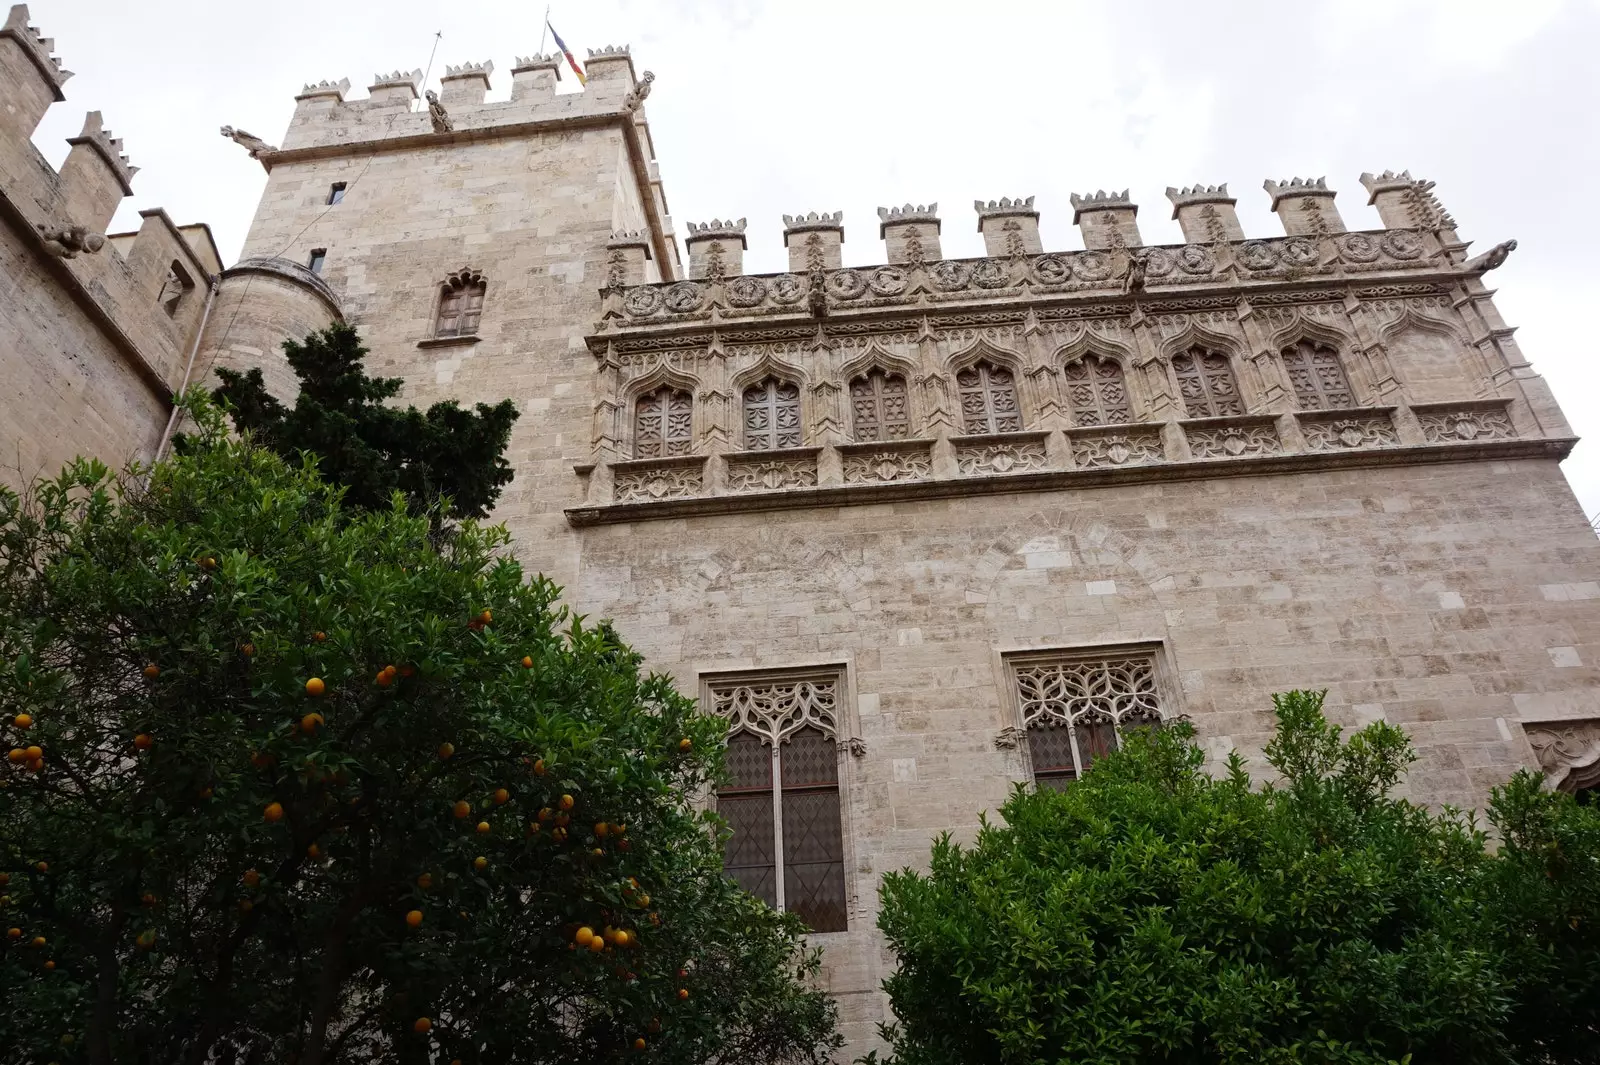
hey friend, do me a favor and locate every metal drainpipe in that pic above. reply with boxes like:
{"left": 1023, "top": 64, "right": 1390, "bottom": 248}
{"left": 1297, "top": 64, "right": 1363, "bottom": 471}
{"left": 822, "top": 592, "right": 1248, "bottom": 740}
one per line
{"left": 151, "top": 273, "right": 221, "bottom": 466}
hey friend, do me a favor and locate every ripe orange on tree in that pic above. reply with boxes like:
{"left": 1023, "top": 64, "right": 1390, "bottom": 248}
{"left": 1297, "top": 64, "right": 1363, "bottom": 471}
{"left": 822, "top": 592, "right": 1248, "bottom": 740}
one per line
{"left": 304, "top": 677, "right": 326, "bottom": 697}
{"left": 559, "top": 793, "right": 575, "bottom": 811}
{"left": 521, "top": 655, "right": 534, "bottom": 669}
{"left": 678, "top": 987, "right": 689, "bottom": 1000}
{"left": 532, "top": 758, "right": 546, "bottom": 776}
{"left": 634, "top": 1037, "right": 646, "bottom": 1050}
{"left": 301, "top": 712, "right": 324, "bottom": 732}
{"left": 312, "top": 631, "right": 327, "bottom": 643}
{"left": 143, "top": 663, "right": 160, "bottom": 679}
{"left": 242, "top": 869, "right": 260, "bottom": 889}
{"left": 452, "top": 800, "right": 471, "bottom": 819}
{"left": 7, "top": 748, "right": 26, "bottom": 763}
{"left": 678, "top": 737, "right": 692, "bottom": 753}
{"left": 264, "top": 802, "right": 285, "bottom": 823}
{"left": 12, "top": 713, "right": 32, "bottom": 729}
{"left": 473, "top": 856, "right": 488, "bottom": 872}
{"left": 438, "top": 742, "right": 456, "bottom": 759}
{"left": 416, "top": 872, "right": 432, "bottom": 889}
{"left": 493, "top": 788, "right": 509, "bottom": 805}
{"left": 6, "top": 928, "right": 19, "bottom": 940}
{"left": 33, "top": 861, "right": 47, "bottom": 873}
{"left": 405, "top": 909, "right": 423, "bottom": 928}
{"left": 30, "top": 935, "right": 45, "bottom": 947}
{"left": 133, "top": 733, "right": 153, "bottom": 751}
{"left": 413, "top": 1017, "right": 431, "bottom": 1034}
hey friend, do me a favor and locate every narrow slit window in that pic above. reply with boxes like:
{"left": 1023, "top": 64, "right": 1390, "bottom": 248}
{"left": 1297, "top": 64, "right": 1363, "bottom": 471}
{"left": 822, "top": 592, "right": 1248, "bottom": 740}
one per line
{"left": 307, "top": 249, "right": 326, "bottom": 274}
{"left": 327, "top": 183, "right": 347, "bottom": 205}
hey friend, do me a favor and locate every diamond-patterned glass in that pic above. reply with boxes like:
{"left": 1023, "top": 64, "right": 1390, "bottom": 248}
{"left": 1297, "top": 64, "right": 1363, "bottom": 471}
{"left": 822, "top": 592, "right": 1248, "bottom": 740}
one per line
{"left": 1281, "top": 340, "right": 1354, "bottom": 410}
{"left": 1172, "top": 347, "right": 1244, "bottom": 418}
{"left": 780, "top": 726, "right": 838, "bottom": 786}
{"left": 781, "top": 787, "right": 847, "bottom": 932}
{"left": 956, "top": 361, "right": 1023, "bottom": 434}
{"left": 743, "top": 378, "right": 802, "bottom": 450}
{"left": 1062, "top": 355, "right": 1131, "bottom": 426}
{"left": 635, "top": 386, "right": 694, "bottom": 458}
{"left": 724, "top": 730, "right": 772, "bottom": 790}
{"left": 850, "top": 371, "right": 910, "bottom": 441}
{"left": 719, "top": 793, "right": 777, "bottom": 907}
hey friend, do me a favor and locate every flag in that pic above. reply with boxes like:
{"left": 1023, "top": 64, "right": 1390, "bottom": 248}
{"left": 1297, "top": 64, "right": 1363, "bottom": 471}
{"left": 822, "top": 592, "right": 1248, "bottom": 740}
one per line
{"left": 547, "top": 21, "right": 587, "bottom": 86}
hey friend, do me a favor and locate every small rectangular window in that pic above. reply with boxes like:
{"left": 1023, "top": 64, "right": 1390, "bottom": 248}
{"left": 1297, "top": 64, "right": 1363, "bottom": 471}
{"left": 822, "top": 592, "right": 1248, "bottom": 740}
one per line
{"left": 307, "top": 249, "right": 326, "bottom": 274}
{"left": 327, "top": 183, "right": 346, "bottom": 205}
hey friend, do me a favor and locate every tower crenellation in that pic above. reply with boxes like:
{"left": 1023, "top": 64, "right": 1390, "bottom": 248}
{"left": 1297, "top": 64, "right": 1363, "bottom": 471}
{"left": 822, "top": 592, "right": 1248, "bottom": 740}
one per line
{"left": 368, "top": 69, "right": 421, "bottom": 107}
{"left": 440, "top": 60, "right": 494, "bottom": 106}
{"left": 1264, "top": 176, "right": 1346, "bottom": 236}
{"left": 0, "top": 4, "right": 72, "bottom": 139}
{"left": 1070, "top": 189, "right": 1142, "bottom": 250}
{"left": 1165, "top": 183, "right": 1244, "bottom": 243}
{"left": 510, "top": 53, "right": 562, "bottom": 101}
{"left": 783, "top": 211, "right": 844, "bottom": 272}
{"left": 684, "top": 218, "right": 748, "bottom": 279}
{"left": 878, "top": 203, "right": 941, "bottom": 263}
{"left": 974, "top": 197, "right": 1041, "bottom": 257}
{"left": 59, "top": 110, "right": 137, "bottom": 232}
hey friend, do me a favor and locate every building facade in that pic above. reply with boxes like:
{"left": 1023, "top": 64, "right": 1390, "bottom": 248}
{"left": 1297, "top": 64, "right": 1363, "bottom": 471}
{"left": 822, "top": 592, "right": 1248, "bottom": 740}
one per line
{"left": 5, "top": 8, "right": 1600, "bottom": 1056}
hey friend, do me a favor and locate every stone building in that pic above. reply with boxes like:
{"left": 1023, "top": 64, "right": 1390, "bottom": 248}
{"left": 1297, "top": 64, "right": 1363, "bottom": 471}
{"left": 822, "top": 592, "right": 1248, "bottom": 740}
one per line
{"left": 5, "top": 7, "right": 1600, "bottom": 1056}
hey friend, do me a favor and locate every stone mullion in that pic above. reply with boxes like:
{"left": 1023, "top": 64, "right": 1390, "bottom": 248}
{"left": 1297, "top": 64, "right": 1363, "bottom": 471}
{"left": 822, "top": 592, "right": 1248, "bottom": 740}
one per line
{"left": 1127, "top": 310, "right": 1178, "bottom": 428}
{"left": 1236, "top": 297, "right": 1291, "bottom": 413}
{"left": 1339, "top": 293, "right": 1401, "bottom": 404}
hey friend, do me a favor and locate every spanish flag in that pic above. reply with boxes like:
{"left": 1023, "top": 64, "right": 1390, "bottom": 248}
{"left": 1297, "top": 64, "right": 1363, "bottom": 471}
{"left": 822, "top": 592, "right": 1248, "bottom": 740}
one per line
{"left": 547, "top": 21, "right": 587, "bottom": 86}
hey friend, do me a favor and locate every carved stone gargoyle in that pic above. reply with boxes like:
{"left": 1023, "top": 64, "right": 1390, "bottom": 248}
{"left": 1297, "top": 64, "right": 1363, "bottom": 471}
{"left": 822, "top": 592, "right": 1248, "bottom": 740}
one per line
{"left": 219, "top": 126, "right": 277, "bottom": 158}
{"left": 807, "top": 270, "right": 828, "bottom": 319}
{"left": 38, "top": 223, "right": 105, "bottom": 258}
{"left": 1123, "top": 251, "right": 1148, "bottom": 294}
{"left": 425, "top": 90, "right": 453, "bottom": 134}
{"left": 1463, "top": 239, "right": 1517, "bottom": 274}
{"left": 623, "top": 70, "right": 655, "bottom": 112}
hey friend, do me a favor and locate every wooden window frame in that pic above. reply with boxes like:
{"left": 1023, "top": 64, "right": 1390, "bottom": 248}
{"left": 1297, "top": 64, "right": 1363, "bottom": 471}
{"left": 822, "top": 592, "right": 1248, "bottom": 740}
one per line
{"left": 957, "top": 360, "right": 1024, "bottom": 434}
{"left": 849, "top": 369, "right": 911, "bottom": 442}
{"left": 741, "top": 377, "right": 803, "bottom": 451}
{"left": 633, "top": 386, "right": 694, "bottom": 459}
{"left": 1062, "top": 353, "right": 1133, "bottom": 426}
{"left": 1172, "top": 346, "right": 1245, "bottom": 418}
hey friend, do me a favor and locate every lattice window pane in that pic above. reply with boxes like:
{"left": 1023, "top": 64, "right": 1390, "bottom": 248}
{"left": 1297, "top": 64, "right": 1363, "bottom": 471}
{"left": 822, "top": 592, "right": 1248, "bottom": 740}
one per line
{"left": 724, "top": 730, "right": 773, "bottom": 790}
{"left": 719, "top": 792, "right": 777, "bottom": 907}
{"left": 1282, "top": 340, "right": 1354, "bottom": 410}
{"left": 1062, "top": 354, "right": 1131, "bottom": 427}
{"left": 1014, "top": 652, "right": 1165, "bottom": 783}
{"left": 850, "top": 371, "right": 910, "bottom": 442}
{"left": 780, "top": 726, "right": 838, "bottom": 786}
{"left": 635, "top": 387, "right": 694, "bottom": 458}
{"left": 957, "top": 361, "right": 1023, "bottom": 434}
{"left": 1027, "top": 721, "right": 1079, "bottom": 787}
{"left": 1172, "top": 347, "right": 1244, "bottom": 418}
{"left": 782, "top": 787, "right": 847, "bottom": 932}
{"left": 743, "top": 378, "right": 802, "bottom": 450}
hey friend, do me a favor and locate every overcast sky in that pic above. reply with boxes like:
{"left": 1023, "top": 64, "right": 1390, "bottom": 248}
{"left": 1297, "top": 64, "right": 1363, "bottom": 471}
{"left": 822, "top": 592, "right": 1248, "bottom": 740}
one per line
{"left": 34, "top": 0, "right": 1600, "bottom": 525}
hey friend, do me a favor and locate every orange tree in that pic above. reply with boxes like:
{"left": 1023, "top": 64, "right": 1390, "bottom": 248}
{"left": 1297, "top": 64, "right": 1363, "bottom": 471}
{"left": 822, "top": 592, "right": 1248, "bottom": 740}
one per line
{"left": 0, "top": 399, "right": 839, "bottom": 1065}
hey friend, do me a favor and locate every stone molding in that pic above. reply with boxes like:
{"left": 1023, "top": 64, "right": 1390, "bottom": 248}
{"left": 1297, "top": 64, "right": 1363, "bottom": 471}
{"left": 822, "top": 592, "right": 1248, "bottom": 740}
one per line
{"left": 222, "top": 256, "right": 344, "bottom": 318}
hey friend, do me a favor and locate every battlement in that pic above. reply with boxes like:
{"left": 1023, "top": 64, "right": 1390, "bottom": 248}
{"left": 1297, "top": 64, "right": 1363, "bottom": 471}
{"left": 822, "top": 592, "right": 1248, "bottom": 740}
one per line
{"left": 296, "top": 77, "right": 351, "bottom": 102}
{"left": 1, "top": 5, "right": 69, "bottom": 101}
{"left": 1165, "top": 183, "right": 1243, "bottom": 243}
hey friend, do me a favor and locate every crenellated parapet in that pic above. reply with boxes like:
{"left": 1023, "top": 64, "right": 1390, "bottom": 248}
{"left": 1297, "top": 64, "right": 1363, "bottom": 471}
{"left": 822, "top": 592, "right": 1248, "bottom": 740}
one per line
{"left": 0, "top": 4, "right": 71, "bottom": 140}
{"left": 974, "top": 197, "right": 1041, "bottom": 257}
{"left": 296, "top": 77, "right": 351, "bottom": 103}
{"left": 1071, "top": 190, "right": 1142, "bottom": 250}
{"left": 1265, "top": 176, "right": 1345, "bottom": 236}
{"left": 684, "top": 218, "right": 748, "bottom": 279}
{"left": 510, "top": 53, "right": 562, "bottom": 101}
{"left": 441, "top": 60, "right": 494, "bottom": 106}
{"left": 60, "top": 111, "right": 138, "bottom": 232}
{"left": 368, "top": 68, "right": 421, "bottom": 106}
{"left": 879, "top": 203, "right": 941, "bottom": 264}
{"left": 1165, "top": 184, "right": 1243, "bottom": 243}
{"left": 784, "top": 212, "right": 845, "bottom": 273}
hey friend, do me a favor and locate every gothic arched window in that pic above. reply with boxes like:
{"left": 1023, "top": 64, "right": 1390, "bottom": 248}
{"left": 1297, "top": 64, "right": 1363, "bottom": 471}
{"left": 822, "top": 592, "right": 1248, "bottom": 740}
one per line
{"left": 1281, "top": 339, "right": 1354, "bottom": 410}
{"left": 711, "top": 673, "right": 848, "bottom": 933}
{"left": 435, "top": 270, "right": 487, "bottom": 338}
{"left": 1011, "top": 650, "right": 1166, "bottom": 789}
{"left": 634, "top": 386, "right": 693, "bottom": 458}
{"left": 1062, "top": 354, "right": 1131, "bottom": 426}
{"left": 957, "top": 360, "right": 1023, "bottom": 434}
{"left": 1172, "top": 346, "right": 1244, "bottom": 418}
{"left": 742, "top": 377, "right": 802, "bottom": 450}
{"left": 849, "top": 370, "right": 910, "bottom": 441}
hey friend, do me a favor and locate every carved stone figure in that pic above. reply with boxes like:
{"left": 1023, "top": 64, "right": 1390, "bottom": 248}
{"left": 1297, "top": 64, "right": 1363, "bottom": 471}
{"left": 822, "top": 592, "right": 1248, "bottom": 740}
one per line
{"left": 37, "top": 223, "right": 105, "bottom": 258}
{"left": 219, "top": 126, "right": 277, "bottom": 158}
{"left": 1464, "top": 239, "right": 1517, "bottom": 274}
{"left": 807, "top": 271, "right": 828, "bottom": 319}
{"left": 425, "top": 90, "right": 453, "bottom": 134}
{"left": 1124, "top": 252, "right": 1148, "bottom": 294}
{"left": 623, "top": 71, "right": 655, "bottom": 112}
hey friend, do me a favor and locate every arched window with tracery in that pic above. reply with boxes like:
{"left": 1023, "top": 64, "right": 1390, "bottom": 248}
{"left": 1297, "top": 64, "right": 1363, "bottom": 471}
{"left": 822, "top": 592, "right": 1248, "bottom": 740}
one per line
{"left": 1010, "top": 649, "right": 1166, "bottom": 789}
{"left": 634, "top": 386, "right": 693, "bottom": 458}
{"left": 1172, "top": 346, "right": 1244, "bottom": 418}
{"left": 849, "top": 370, "right": 910, "bottom": 441}
{"left": 742, "top": 377, "right": 802, "bottom": 450}
{"left": 710, "top": 672, "right": 849, "bottom": 933}
{"left": 1062, "top": 354, "right": 1131, "bottom": 426}
{"left": 957, "top": 360, "right": 1023, "bottom": 434}
{"left": 434, "top": 269, "right": 487, "bottom": 338}
{"left": 1281, "top": 339, "right": 1354, "bottom": 410}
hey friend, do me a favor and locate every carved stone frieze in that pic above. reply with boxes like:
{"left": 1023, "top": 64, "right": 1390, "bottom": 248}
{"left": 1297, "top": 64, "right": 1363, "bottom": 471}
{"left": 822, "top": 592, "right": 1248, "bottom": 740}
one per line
{"left": 1414, "top": 401, "right": 1515, "bottom": 443}
{"left": 725, "top": 449, "right": 820, "bottom": 492}
{"left": 953, "top": 432, "right": 1049, "bottom": 476}
{"left": 612, "top": 457, "right": 705, "bottom": 502}
{"left": 1299, "top": 409, "right": 1399, "bottom": 451}
{"left": 1069, "top": 424, "right": 1166, "bottom": 468}
{"left": 1183, "top": 416, "right": 1282, "bottom": 459}
{"left": 839, "top": 441, "right": 935, "bottom": 484}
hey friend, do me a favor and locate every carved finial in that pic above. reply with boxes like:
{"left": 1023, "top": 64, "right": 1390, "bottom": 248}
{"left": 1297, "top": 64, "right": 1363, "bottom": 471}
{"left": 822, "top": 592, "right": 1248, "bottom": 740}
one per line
{"left": 425, "top": 90, "right": 453, "bottom": 134}
{"left": 219, "top": 126, "right": 277, "bottom": 159}
{"left": 586, "top": 44, "right": 631, "bottom": 58}
{"left": 3, "top": 5, "right": 73, "bottom": 97}
{"left": 1463, "top": 239, "right": 1517, "bottom": 274}
{"left": 623, "top": 70, "right": 655, "bottom": 111}
{"left": 68, "top": 111, "right": 138, "bottom": 191}
{"left": 37, "top": 221, "right": 104, "bottom": 258}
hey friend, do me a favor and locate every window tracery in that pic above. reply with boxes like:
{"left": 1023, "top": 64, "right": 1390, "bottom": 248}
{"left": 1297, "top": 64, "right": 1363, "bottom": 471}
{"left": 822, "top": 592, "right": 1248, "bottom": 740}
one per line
{"left": 742, "top": 377, "right": 802, "bottom": 450}
{"left": 849, "top": 370, "right": 910, "bottom": 441}
{"left": 1062, "top": 354, "right": 1131, "bottom": 426}
{"left": 435, "top": 268, "right": 486, "bottom": 338}
{"left": 634, "top": 386, "right": 693, "bottom": 458}
{"left": 1011, "top": 652, "right": 1165, "bottom": 788}
{"left": 957, "top": 360, "right": 1023, "bottom": 434}
{"left": 1281, "top": 339, "right": 1354, "bottom": 410}
{"left": 1172, "top": 346, "right": 1244, "bottom": 418}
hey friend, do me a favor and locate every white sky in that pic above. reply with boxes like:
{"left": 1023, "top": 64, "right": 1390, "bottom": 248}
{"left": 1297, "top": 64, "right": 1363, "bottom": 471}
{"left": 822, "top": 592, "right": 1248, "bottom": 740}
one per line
{"left": 33, "top": 0, "right": 1600, "bottom": 526}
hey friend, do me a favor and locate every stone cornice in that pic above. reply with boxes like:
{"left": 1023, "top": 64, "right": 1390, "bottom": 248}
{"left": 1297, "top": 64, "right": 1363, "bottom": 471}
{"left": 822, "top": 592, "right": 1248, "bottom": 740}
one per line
{"left": 565, "top": 436, "right": 1575, "bottom": 526}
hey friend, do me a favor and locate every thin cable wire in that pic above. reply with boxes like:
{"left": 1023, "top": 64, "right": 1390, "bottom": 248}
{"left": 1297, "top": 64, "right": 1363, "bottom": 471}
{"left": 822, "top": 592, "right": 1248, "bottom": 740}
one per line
{"left": 192, "top": 30, "right": 445, "bottom": 387}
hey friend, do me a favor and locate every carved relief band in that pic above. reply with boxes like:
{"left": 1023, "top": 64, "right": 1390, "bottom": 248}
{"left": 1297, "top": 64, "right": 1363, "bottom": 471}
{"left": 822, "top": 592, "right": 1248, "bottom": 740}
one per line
{"left": 725, "top": 447, "right": 821, "bottom": 493}
{"left": 952, "top": 431, "right": 1050, "bottom": 476}
{"left": 1298, "top": 407, "right": 1399, "bottom": 451}
{"left": 837, "top": 439, "right": 935, "bottom": 485}
{"left": 1182, "top": 415, "right": 1282, "bottom": 459}
{"left": 1412, "top": 400, "right": 1515, "bottom": 443}
{"left": 1068, "top": 423, "right": 1166, "bottom": 469}
{"left": 611, "top": 455, "right": 707, "bottom": 502}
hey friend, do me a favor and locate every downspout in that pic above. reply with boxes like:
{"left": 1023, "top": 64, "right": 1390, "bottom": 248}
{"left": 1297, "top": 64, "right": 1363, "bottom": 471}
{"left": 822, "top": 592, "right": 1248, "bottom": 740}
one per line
{"left": 151, "top": 273, "right": 221, "bottom": 466}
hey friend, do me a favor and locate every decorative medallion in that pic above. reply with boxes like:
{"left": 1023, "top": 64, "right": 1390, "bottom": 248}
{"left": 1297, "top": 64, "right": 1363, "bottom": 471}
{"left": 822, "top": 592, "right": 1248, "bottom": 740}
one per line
{"left": 828, "top": 269, "right": 867, "bottom": 299}
{"left": 972, "top": 259, "right": 1011, "bottom": 289}
{"left": 1339, "top": 233, "right": 1381, "bottom": 263}
{"left": 1175, "top": 244, "right": 1215, "bottom": 275}
{"left": 1381, "top": 230, "right": 1425, "bottom": 260}
{"left": 726, "top": 276, "right": 768, "bottom": 307}
{"left": 1238, "top": 241, "right": 1279, "bottom": 270}
{"left": 931, "top": 261, "right": 973, "bottom": 291}
{"left": 771, "top": 274, "right": 807, "bottom": 304}
{"left": 622, "top": 287, "right": 663, "bottom": 317}
{"left": 1281, "top": 237, "right": 1319, "bottom": 266}
{"left": 1033, "top": 255, "right": 1071, "bottom": 285}
{"left": 1073, "top": 252, "right": 1114, "bottom": 281}
{"left": 662, "top": 282, "right": 704, "bottom": 313}
{"left": 868, "top": 266, "right": 909, "bottom": 297}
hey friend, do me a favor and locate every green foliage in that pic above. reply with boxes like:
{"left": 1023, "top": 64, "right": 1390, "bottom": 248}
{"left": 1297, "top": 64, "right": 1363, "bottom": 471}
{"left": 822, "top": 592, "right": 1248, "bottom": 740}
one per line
{"left": 0, "top": 397, "right": 838, "bottom": 1065}
{"left": 208, "top": 323, "right": 519, "bottom": 520}
{"left": 872, "top": 691, "right": 1600, "bottom": 1065}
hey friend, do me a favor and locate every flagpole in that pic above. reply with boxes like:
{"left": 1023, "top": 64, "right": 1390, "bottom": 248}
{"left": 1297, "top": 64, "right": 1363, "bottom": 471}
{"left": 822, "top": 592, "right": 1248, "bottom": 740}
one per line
{"left": 538, "top": 5, "right": 550, "bottom": 55}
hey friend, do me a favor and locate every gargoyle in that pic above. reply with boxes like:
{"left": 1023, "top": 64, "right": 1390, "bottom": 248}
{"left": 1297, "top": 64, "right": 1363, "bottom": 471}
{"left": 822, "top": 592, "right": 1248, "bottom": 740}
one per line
{"left": 425, "top": 90, "right": 453, "bottom": 134}
{"left": 623, "top": 71, "right": 655, "bottom": 112}
{"left": 1124, "top": 252, "right": 1148, "bottom": 294}
{"left": 219, "top": 126, "right": 277, "bottom": 158}
{"left": 38, "top": 223, "right": 105, "bottom": 259}
{"left": 807, "top": 270, "right": 828, "bottom": 319}
{"left": 1463, "top": 239, "right": 1517, "bottom": 274}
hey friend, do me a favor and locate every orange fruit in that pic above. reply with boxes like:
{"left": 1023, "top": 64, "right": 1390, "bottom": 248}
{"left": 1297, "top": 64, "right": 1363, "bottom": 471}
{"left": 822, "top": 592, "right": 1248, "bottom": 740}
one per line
{"left": 44, "top": 959, "right": 55, "bottom": 970}
{"left": 634, "top": 1038, "right": 646, "bottom": 1051}
{"left": 0, "top": 873, "right": 9, "bottom": 886}
{"left": 405, "top": 909, "right": 423, "bottom": 928}
{"left": 141, "top": 892, "right": 157, "bottom": 907}
{"left": 475, "top": 821, "right": 491, "bottom": 835}
{"left": 551, "top": 827, "right": 567, "bottom": 842}
{"left": 25, "top": 746, "right": 41, "bottom": 760}
{"left": 473, "top": 856, "right": 488, "bottom": 872}
{"left": 453, "top": 800, "right": 471, "bottom": 819}
{"left": 413, "top": 1017, "right": 431, "bottom": 1034}
{"left": 638, "top": 893, "right": 651, "bottom": 906}
{"left": 614, "top": 823, "right": 626, "bottom": 835}
{"left": 416, "top": 873, "right": 432, "bottom": 889}
{"left": 576, "top": 926, "right": 595, "bottom": 945}
{"left": 677, "top": 987, "right": 689, "bottom": 1000}
{"left": 7, "top": 748, "right": 26, "bottom": 763}
{"left": 587, "top": 934, "right": 605, "bottom": 953}
{"left": 30, "top": 935, "right": 45, "bottom": 947}
{"left": 376, "top": 671, "right": 393, "bottom": 688}
{"left": 479, "top": 609, "right": 492, "bottom": 624}
{"left": 307, "top": 843, "right": 321, "bottom": 858}
{"left": 301, "top": 713, "right": 324, "bottom": 732}
{"left": 559, "top": 794, "right": 575, "bottom": 811}
{"left": 33, "top": 862, "right": 47, "bottom": 873}
{"left": 143, "top": 664, "right": 160, "bottom": 679}
{"left": 537, "top": 807, "right": 552, "bottom": 822}
{"left": 493, "top": 788, "right": 510, "bottom": 805}
{"left": 12, "top": 714, "right": 32, "bottom": 729}
{"left": 438, "top": 743, "right": 455, "bottom": 760}
{"left": 521, "top": 655, "right": 534, "bottom": 669}
{"left": 133, "top": 734, "right": 153, "bottom": 751}
{"left": 532, "top": 758, "right": 546, "bottom": 776}
{"left": 26, "top": 757, "right": 43, "bottom": 772}
{"left": 678, "top": 738, "right": 692, "bottom": 753}
{"left": 263, "top": 802, "right": 285, "bottom": 823}
{"left": 304, "top": 678, "right": 325, "bottom": 697}
{"left": 5, "top": 928, "right": 18, "bottom": 940}
{"left": 241, "top": 643, "right": 255, "bottom": 656}
{"left": 312, "top": 631, "right": 327, "bottom": 643}
{"left": 591, "top": 847, "right": 604, "bottom": 859}
{"left": 242, "top": 869, "right": 260, "bottom": 889}
{"left": 136, "top": 930, "right": 156, "bottom": 949}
